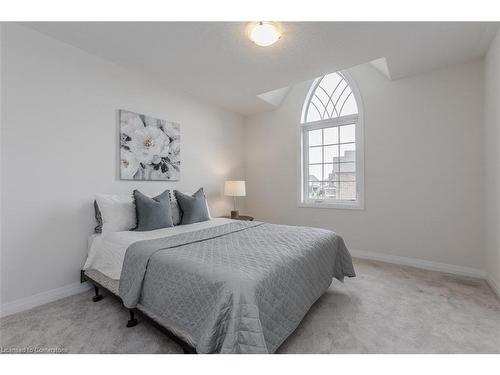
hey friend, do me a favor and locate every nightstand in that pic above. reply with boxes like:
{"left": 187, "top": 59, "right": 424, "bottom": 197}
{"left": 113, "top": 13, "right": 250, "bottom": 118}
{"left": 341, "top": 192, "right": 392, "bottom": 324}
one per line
{"left": 221, "top": 215, "right": 254, "bottom": 221}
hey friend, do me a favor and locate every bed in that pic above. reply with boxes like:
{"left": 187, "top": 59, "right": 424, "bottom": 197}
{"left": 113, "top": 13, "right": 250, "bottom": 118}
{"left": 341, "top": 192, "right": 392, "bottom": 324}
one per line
{"left": 82, "top": 218, "right": 355, "bottom": 354}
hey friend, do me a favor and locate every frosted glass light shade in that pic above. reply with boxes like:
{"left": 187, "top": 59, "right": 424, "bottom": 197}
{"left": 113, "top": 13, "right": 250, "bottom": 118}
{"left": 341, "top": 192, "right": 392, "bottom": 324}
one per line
{"left": 224, "top": 181, "right": 246, "bottom": 197}
{"left": 249, "top": 22, "right": 281, "bottom": 47}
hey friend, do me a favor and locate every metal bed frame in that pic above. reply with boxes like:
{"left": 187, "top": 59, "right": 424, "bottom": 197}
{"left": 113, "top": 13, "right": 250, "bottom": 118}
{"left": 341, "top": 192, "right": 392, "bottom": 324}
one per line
{"left": 80, "top": 270, "right": 197, "bottom": 354}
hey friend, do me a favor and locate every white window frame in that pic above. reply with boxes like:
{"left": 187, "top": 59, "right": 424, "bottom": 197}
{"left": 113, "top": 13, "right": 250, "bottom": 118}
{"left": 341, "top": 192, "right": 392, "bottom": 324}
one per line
{"left": 297, "top": 71, "right": 365, "bottom": 210}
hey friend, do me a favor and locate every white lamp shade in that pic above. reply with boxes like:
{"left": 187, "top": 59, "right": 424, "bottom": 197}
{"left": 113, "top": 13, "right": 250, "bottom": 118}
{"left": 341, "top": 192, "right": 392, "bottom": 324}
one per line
{"left": 224, "top": 180, "right": 246, "bottom": 197}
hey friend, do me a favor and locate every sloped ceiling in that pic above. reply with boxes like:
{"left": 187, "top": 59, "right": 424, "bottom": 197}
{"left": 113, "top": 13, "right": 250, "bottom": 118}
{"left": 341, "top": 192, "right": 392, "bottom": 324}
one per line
{"left": 25, "top": 22, "right": 499, "bottom": 115}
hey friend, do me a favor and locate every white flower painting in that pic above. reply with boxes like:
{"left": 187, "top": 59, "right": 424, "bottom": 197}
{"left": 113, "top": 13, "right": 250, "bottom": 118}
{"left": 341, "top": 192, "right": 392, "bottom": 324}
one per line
{"left": 119, "top": 110, "right": 180, "bottom": 180}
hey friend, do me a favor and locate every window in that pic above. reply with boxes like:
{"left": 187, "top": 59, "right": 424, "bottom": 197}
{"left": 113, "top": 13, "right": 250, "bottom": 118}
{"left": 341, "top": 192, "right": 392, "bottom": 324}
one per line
{"left": 299, "top": 71, "right": 364, "bottom": 209}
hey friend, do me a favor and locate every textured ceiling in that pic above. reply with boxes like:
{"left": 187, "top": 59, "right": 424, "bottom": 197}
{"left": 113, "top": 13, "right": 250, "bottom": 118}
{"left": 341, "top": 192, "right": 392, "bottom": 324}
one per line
{"left": 25, "top": 22, "right": 499, "bottom": 115}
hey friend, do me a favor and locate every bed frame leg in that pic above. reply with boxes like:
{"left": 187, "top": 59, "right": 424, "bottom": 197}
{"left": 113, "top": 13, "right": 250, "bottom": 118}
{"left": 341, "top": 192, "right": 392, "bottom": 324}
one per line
{"left": 182, "top": 346, "right": 196, "bottom": 354}
{"left": 126, "top": 309, "right": 138, "bottom": 328}
{"left": 92, "top": 285, "right": 103, "bottom": 302}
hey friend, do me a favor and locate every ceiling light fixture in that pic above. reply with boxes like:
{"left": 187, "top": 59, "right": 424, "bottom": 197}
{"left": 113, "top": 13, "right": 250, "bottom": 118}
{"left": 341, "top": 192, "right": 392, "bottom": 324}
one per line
{"left": 248, "top": 22, "right": 281, "bottom": 47}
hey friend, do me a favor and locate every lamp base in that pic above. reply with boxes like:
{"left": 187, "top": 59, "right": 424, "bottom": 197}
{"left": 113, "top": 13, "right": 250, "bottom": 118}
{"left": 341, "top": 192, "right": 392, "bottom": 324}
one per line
{"left": 230, "top": 210, "right": 239, "bottom": 219}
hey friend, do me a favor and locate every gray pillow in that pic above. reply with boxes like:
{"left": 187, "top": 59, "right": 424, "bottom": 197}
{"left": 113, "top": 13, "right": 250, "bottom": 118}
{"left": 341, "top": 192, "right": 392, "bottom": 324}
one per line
{"left": 133, "top": 189, "right": 174, "bottom": 231}
{"left": 169, "top": 191, "right": 182, "bottom": 225}
{"left": 175, "top": 188, "right": 210, "bottom": 225}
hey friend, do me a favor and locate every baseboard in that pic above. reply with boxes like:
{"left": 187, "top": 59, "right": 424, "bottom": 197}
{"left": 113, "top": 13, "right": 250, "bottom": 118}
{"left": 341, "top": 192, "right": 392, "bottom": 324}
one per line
{"left": 0, "top": 281, "right": 91, "bottom": 318}
{"left": 350, "top": 249, "right": 486, "bottom": 279}
{"left": 487, "top": 277, "right": 500, "bottom": 299}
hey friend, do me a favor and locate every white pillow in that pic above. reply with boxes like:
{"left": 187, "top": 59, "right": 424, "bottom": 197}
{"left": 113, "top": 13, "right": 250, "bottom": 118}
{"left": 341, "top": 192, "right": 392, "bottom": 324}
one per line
{"left": 95, "top": 193, "right": 136, "bottom": 233}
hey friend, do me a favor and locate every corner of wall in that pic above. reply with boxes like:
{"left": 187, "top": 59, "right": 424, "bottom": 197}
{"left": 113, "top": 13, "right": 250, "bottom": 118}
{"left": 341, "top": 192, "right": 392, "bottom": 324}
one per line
{"left": 484, "top": 27, "right": 500, "bottom": 291}
{"left": 0, "top": 22, "right": 4, "bottom": 308}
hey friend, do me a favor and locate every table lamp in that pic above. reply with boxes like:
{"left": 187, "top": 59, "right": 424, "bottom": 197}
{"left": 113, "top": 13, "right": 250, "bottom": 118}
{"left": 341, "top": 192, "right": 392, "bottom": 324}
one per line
{"left": 224, "top": 180, "right": 246, "bottom": 219}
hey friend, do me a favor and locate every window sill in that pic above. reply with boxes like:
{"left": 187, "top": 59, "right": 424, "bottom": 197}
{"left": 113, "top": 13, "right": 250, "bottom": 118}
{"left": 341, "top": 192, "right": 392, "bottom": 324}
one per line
{"left": 298, "top": 201, "right": 364, "bottom": 210}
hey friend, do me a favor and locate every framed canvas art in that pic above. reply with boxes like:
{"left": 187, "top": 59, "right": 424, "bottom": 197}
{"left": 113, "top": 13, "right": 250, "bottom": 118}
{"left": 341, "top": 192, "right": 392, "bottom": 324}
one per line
{"left": 119, "top": 110, "right": 180, "bottom": 180}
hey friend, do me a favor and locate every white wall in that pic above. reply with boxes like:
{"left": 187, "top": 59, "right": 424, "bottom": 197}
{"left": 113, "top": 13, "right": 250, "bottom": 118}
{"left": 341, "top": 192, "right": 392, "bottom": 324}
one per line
{"left": 244, "top": 60, "right": 485, "bottom": 275}
{"left": 0, "top": 24, "right": 3, "bottom": 306}
{"left": 0, "top": 24, "right": 245, "bottom": 307}
{"left": 484, "top": 29, "right": 500, "bottom": 295}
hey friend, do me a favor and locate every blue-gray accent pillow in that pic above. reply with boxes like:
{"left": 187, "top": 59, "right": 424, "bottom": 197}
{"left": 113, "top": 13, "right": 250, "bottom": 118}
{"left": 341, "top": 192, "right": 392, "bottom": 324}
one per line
{"left": 169, "top": 191, "right": 182, "bottom": 225}
{"left": 133, "top": 189, "right": 174, "bottom": 231}
{"left": 175, "top": 188, "right": 210, "bottom": 225}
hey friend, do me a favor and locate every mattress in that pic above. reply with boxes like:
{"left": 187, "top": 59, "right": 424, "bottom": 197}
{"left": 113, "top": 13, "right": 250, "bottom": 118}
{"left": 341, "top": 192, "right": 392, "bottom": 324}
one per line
{"left": 83, "top": 218, "right": 234, "bottom": 280}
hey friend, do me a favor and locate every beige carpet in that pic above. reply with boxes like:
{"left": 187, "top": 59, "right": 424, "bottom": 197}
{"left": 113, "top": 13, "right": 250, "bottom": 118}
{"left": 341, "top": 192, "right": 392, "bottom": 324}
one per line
{"left": 1, "top": 258, "right": 499, "bottom": 354}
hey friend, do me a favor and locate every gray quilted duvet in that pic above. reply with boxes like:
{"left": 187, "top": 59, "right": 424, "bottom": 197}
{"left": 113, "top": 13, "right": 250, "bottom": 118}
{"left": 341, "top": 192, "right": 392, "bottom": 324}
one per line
{"left": 119, "top": 221, "right": 355, "bottom": 353}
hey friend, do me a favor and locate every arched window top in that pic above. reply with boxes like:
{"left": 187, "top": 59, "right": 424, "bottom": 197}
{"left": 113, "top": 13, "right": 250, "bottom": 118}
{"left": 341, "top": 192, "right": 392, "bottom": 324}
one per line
{"left": 302, "top": 71, "right": 359, "bottom": 123}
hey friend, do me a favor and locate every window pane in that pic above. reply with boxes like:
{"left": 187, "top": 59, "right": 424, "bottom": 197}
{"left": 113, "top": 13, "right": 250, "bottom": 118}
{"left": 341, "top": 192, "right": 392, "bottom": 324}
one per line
{"left": 339, "top": 94, "right": 358, "bottom": 116}
{"left": 326, "top": 101, "right": 335, "bottom": 118}
{"left": 308, "top": 181, "right": 324, "bottom": 199}
{"left": 323, "top": 163, "right": 337, "bottom": 181}
{"left": 339, "top": 162, "right": 356, "bottom": 181}
{"left": 340, "top": 143, "right": 355, "bottom": 161}
{"left": 319, "top": 73, "right": 343, "bottom": 97}
{"left": 306, "top": 102, "right": 322, "bottom": 122}
{"left": 315, "top": 90, "right": 330, "bottom": 110}
{"left": 323, "top": 145, "right": 339, "bottom": 164}
{"left": 308, "top": 164, "right": 322, "bottom": 181}
{"left": 323, "top": 127, "right": 338, "bottom": 145}
{"left": 311, "top": 92, "right": 328, "bottom": 121}
{"left": 340, "top": 124, "right": 356, "bottom": 143}
{"left": 323, "top": 181, "right": 338, "bottom": 199}
{"left": 309, "top": 146, "right": 322, "bottom": 164}
{"left": 339, "top": 182, "right": 357, "bottom": 200}
{"left": 308, "top": 129, "right": 322, "bottom": 146}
